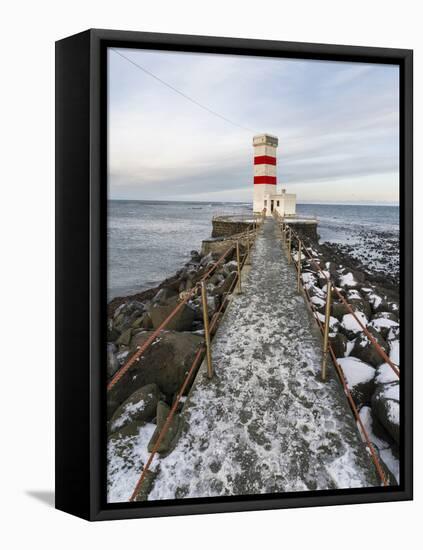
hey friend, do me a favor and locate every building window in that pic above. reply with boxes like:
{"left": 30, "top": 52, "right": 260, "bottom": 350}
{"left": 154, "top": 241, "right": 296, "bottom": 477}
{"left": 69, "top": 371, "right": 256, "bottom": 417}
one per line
{"left": 264, "top": 200, "right": 267, "bottom": 206}
{"left": 277, "top": 200, "right": 280, "bottom": 206}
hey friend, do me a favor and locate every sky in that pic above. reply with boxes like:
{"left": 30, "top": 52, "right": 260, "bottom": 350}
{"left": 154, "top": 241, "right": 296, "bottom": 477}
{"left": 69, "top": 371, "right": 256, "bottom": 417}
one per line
{"left": 108, "top": 48, "right": 399, "bottom": 205}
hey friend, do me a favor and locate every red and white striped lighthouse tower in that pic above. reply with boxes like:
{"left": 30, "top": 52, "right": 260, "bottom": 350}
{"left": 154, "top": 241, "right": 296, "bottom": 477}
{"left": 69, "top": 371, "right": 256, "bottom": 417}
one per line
{"left": 253, "top": 133, "right": 278, "bottom": 213}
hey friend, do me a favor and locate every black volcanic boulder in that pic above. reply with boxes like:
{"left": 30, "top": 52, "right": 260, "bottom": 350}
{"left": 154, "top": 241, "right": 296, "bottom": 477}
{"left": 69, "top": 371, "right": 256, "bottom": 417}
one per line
{"left": 329, "top": 332, "right": 348, "bottom": 358}
{"left": 350, "top": 326, "right": 389, "bottom": 368}
{"left": 372, "top": 381, "right": 400, "bottom": 445}
{"left": 147, "top": 401, "right": 181, "bottom": 455}
{"left": 109, "top": 383, "right": 160, "bottom": 434}
{"left": 368, "top": 312, "right": 399, "bottom": 339}
{"left": 149, "top": 296, "right": 195, "bottom": 331}
{"left": 331, "top": 302, "right": 349, "bottom": 321}
{"left": 337, "top": 357, "right": 376, "bottom": 406}
{"left": 107, "top": 330, "right": 203, "bottom": 418}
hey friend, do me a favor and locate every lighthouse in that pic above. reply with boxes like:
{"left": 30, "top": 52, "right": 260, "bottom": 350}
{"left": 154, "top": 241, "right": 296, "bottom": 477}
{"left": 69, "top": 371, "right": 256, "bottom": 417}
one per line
{"left": 253, "top": 133, "right": 296, "bottom": 217}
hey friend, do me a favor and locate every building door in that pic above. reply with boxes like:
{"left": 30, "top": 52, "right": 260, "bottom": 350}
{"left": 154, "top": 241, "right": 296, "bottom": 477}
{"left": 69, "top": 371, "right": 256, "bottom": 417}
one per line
{"left": 271, "top": 200, "right": 274, "bottom": 212}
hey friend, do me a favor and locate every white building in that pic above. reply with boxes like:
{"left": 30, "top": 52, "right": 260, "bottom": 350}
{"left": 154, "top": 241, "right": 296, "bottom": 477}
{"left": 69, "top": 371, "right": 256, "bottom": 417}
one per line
{"left": 253, "top": 133, "right": 296, "bottom": 217}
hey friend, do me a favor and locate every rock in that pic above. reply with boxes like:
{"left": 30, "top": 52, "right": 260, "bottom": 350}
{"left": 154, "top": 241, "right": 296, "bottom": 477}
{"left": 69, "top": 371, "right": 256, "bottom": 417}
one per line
{"left": 346, "top": 290, "right": 372, "bottom": 319}
{"left": 109, "top": 384, "right": 160, "bottom": 434}
{"left": 152, "top": 287, "right": 179, "bottom": 305}
{"left": 149, "top": 296, "right": 195, "bottom": 331}
{"left": 331, "top": 302, "right": 349, "bottom": 321}
{"left": 107, "top": 344, "right": 119, "bottom": 378}
{"left": 131, "top": 316, "right": 145, "bottom": 329}
{"left": 329, "top": 332, "right": 348, "bottom": 358}
{"left": 372, "top": 382, "right": 400, "bottom": 445}
{"left": 367, "top": 292, "right": 389, "bottom": 314}
{"left": 200, "top": 252, "right": 220, "bottom": 267}
{"left": 368, "top": 312, "right": 399, "bottom": 339}
{"left": 340, "top": 311, "right": 368, "bottom": 339}
{"left": 116, "top": 328, "right": 132, "bottom": 346}
{"left": 190, "top": 250, "right": 201, "bottom": 263}
{"left": 116, "top": 348, "right": 130, "bottom": 365}
{"left": 375, "top": 363, "right": 399, "bottom": 385}
{"left": 147, "top": 401, "right": 181, "bottom": 455}
{"left": 211, "top": 271, "right": 237, "bottom": 297}
{"left": 132, "top": 469, "right": 156, "bottom": 502}
{"left": 387, "top": 325, "right": 400, "bottom": 342}
{"left": 223, "top": 260, "right": 238, "bottom": 275}
{"left": 358, "top": 406, "right": 399, "bottom": 485}
{"left": 338, "top": 271, "right": 358, "bottom": 289}
{"left": 301, "top": 271, "right": 318, "bottom": 291}
{"left": 337, "top": 357, "right": 376, "bottom": 406}
{"left": 350, "top": 327, "right": 389, "bottom": 367}
{"left": 107, "top": 331, "right": 203, "bottom": 418}
{"left": 141, "top": 312, "right": 153, "bottom": 329}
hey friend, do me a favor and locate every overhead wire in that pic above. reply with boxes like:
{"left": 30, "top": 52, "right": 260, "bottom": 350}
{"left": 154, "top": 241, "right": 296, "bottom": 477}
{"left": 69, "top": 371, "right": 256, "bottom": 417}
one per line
{"left": 111, "top": 48, "right": 254, "bottom": 133}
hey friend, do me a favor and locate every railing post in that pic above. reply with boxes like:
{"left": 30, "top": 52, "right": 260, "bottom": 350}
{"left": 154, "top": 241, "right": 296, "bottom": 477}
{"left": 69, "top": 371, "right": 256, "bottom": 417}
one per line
{"left": 288, "top": 228, "right": 292, "bottom": 264}
{"left": 236, "top": 240, "right": 242, "bottom": 294}
{"left": 321, "top": 280, "right": 332, "bottom": 382}
{"left": 201, "top": 281, "right": 213, "bottom": 379}
{"left": 297, "top": 239, "right": 302, "bottom": 292}
{"left": 246, "top": 231, "right": 250, "bottom": 265}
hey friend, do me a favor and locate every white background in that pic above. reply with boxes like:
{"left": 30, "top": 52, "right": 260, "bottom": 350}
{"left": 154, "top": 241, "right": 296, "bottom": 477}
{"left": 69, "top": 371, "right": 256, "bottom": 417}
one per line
{"left": 0, "top": 0, "right": 420, "bottom": 547}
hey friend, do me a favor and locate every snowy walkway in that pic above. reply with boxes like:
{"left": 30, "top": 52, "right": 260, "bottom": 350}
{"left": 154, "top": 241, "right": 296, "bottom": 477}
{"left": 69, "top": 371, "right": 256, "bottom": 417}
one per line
{"left": 148, "top": 219, "right": 378, "bottom": 499}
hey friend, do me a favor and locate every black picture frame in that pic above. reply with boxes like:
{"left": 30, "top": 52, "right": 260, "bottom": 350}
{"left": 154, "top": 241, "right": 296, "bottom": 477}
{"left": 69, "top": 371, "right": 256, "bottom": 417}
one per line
{"left": 55, "top": 28, "right": 413, "bottom": 521}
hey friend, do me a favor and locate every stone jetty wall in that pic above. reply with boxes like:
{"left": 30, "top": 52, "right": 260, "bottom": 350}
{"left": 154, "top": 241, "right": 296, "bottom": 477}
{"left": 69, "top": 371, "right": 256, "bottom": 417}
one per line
{"left": 285, "top": 221, "right": 319, "bottom": 242}
{"left": 211, "top": 219, "right": 251, "bottom": 238}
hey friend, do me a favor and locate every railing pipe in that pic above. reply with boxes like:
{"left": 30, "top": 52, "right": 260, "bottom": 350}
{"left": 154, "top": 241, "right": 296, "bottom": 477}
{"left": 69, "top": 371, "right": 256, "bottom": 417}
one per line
{"left": 297, "top": 239, "right": 302, "bottom": 292}
{"left": 201, "top": 281, "right": 213, "bottom": 379}
{"left": 321, "top": 281, "right": 332, "bottom": 381}
{"left": 236, "top": 240, "right": 242, "bottom": 294}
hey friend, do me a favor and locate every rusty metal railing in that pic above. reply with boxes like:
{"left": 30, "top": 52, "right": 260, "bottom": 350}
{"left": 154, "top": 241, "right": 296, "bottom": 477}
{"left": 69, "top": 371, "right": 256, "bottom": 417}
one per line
{"left": 274, "top": 211, "right": 399, "bottom": 487}
{"left": 107, "top": 210, "right": 266, "bottom": 501}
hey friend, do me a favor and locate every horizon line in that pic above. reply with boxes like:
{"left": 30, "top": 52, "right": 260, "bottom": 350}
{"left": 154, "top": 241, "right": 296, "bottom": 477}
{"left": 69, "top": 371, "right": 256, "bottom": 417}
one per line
{"left": 108, "top": 198, "right": 400, "bottom": 207}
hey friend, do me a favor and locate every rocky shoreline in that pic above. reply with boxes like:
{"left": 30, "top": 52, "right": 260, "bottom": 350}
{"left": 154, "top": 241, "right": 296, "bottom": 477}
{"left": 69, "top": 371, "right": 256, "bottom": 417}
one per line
{"left": 107, "top": 243, "right": 248, "bottom": 499}
{"left": 295, "top": 234, "right": 400, "bottom": 484}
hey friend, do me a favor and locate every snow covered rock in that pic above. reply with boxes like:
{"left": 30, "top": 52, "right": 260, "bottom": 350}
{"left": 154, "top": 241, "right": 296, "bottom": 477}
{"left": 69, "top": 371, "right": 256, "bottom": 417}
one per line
{"left": 358, "top": 406, "right": 399, "bottom": 485}
{"left": 372, "top": 382, "right": 400, "bottom": 445}
{"left": 147, "top": 401, "right": 181, "bottom": 455}
{"left": 346, "top": 290, "right": 372, "bottom": 319}
{"left": 107, "top": 331, "right": 203, "bottom": 418}
{"left": 337, "top": 357, "right": 376, "bottom": 406}
{"left": 350, "top": 327, "right": 389, "bottom": 368}
{"left": 329, "top": 332, "right": 348, "bottom": 358}
{"left": 331, "top": 302, "right": 349, "bottom": 321}
{"left": 211, "top": 271, "right": 237, "bottom": 297}
{"left": 375, "top": 363, "right": 399, "bottom": 385}
{"left": 338, "top": 271, "right": 358, "bottom": 289}
{"left": 316, "top": 312, "right": 340, "bottom": 334}
{"left": 109, "top": 384, "right": 160, "bottom": 434}
{"left": 389, "top": 339, "right": 400, "bottom": 365}
{"left": 368, "top": 312, "right": 399, "bottom": 339}
{"left": 340, "top": 311, "right": 368, "bottom": 339}
{"left": 223, "top": 260, "right": 238, "bottom": 275}
{"left": 107, "top": 343, "right": 119, "bottom": 378}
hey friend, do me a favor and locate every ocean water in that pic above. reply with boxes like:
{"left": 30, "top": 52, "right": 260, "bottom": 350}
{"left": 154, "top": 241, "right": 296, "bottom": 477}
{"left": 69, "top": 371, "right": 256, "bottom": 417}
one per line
{"left": 296, "top": 203, "right": 399, "bottom": 244}
{"left": 108, "top": 200, "right": 399, "bottom": 300}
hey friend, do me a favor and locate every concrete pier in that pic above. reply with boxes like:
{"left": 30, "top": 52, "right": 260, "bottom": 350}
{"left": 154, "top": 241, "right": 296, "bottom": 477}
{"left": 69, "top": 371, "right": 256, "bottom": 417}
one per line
{"left": 148, "top": 219, "right": 379, "bottom": 499}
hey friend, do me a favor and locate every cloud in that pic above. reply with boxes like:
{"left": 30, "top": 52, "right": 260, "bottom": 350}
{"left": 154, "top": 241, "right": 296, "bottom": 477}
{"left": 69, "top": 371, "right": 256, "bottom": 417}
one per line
{"left": 108, "top": 49, "right": 399, "bottom": 203}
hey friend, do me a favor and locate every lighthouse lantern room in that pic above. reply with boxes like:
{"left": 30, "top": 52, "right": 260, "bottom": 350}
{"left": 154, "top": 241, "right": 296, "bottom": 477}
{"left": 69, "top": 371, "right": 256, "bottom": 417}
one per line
{"left": 253, "top": 133, "right": 296, "bottom": 217}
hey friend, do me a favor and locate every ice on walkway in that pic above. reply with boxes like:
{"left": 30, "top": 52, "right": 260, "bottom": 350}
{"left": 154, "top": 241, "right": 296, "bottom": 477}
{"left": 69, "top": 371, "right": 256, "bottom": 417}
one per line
{"left": 148, "top": 220, "right": 379, "bottom": 500}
